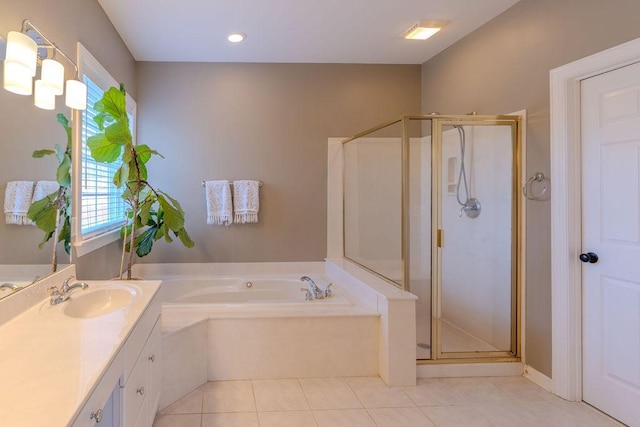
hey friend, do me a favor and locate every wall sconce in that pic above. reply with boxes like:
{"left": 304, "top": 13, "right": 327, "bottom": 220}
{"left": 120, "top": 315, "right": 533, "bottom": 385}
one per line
{"left": 2, "top": 20, "right": 87, "bottom": 110}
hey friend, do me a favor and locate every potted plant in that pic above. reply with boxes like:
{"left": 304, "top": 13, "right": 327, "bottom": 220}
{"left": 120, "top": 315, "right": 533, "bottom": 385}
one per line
{"left": 27, "top": 113, "right": 72, "bottom": 272}
{"left": 88, "top": 84, "right": 193, "bottom": 279}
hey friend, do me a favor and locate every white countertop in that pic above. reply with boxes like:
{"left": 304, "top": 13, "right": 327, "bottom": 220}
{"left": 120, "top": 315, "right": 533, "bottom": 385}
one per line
{"left": 0, "top": 279, "right": 161, "bottom": 427}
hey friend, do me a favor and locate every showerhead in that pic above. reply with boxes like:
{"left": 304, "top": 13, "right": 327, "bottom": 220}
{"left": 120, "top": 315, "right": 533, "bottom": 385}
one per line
{"left": 459, "top": 198, "right": 481, "bottom": 219}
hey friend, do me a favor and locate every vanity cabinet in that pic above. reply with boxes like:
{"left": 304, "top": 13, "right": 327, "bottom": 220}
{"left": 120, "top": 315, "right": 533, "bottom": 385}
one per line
{"left": 70, "top": 293, "right": 161, "bottom": 427}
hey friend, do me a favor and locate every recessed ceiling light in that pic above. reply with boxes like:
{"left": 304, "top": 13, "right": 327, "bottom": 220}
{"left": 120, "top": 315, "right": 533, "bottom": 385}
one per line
{"left": 401, "top": 21, "right": 448, "bottom": 40}
{"left": 228, "top": 33, "right": 246, "bottom": 43}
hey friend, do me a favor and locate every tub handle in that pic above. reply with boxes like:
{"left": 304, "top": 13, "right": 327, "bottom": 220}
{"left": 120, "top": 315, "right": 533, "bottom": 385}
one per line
{"left": 300, "top": 288, "right": 313, "bottom": 301}
{"left": 324, "top": 283, "right": 333, "bottom": 298}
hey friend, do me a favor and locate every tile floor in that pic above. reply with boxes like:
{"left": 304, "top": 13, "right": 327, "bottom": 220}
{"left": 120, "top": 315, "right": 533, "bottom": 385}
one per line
{"left": 153, "top": 376, "right": 621, "bottom": 427}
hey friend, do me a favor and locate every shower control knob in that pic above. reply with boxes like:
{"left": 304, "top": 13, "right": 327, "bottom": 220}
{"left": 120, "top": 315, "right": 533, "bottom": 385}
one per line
{"left": 579, "top": 252, "right": 598, "bottom": 263}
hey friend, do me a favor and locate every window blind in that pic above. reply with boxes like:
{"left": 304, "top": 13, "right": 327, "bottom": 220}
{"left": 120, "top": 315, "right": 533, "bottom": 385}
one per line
{"left": 80, "top": 76, "right": 126, "bottom": 237}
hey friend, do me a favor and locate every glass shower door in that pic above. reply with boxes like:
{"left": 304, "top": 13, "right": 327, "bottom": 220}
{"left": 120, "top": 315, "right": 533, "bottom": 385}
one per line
{"left": 432, "top": 120, "right": 518, "bottom": 359}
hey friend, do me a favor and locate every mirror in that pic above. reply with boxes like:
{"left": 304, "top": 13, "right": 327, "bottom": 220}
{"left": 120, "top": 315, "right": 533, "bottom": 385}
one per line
{"left": 0, "top": 64, "right": 72, "bottom": 300}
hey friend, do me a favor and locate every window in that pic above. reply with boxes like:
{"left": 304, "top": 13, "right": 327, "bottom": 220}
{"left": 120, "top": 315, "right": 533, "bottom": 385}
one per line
{"left": 72, "top": 43, "right": 136, "bottom": 256}
{"left": 80, "top": 76, "right": 127, "bottom": 237}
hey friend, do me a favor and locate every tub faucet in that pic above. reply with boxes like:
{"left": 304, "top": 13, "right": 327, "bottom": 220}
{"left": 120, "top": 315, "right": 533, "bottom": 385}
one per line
{"left": 0, "top": 283, "right": 22, "bottom": 292}
{"left": 300, "top": 276, "right": 324, "bottom": 300}
{"left": 300, "top": 276, "right": 333, "bottom": 300}
{"left": 48, "top": 275, "right": 89, "bottom": 305}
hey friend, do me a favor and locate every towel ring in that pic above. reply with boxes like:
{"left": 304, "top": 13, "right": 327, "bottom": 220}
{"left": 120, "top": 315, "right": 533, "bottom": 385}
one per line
{"left": 523, "top": 172, "right": 550, "bottom": 201}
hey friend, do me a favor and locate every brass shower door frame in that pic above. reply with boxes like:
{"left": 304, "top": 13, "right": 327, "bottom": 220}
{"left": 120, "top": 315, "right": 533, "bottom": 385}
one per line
{"left": 341, "top": 114, "right": 522, "bottom": 363}
{"left": 426, "top": 115, "right": 522, "bottom": 362}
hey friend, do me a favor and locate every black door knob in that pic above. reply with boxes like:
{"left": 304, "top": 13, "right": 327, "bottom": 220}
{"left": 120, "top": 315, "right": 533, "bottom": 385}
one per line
{"left": 579, "top": 252, "right": 598, "bottom": 263}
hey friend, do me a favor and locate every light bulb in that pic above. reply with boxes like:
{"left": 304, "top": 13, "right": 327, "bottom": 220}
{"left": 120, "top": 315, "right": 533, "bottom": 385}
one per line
{"left": 41, "top": 59, "right": 64, "bottom": 95}
{"left": 65, "top": 79, "right": 87, "bottom": 110}
{"left": 34, "top": 80, "right": 56, "bottom": 110}
{"left": 3, "top": 61, "right": 33, "bottom": 95}
{"left": 5, "top": 31, "right": 37, "bottom": 76}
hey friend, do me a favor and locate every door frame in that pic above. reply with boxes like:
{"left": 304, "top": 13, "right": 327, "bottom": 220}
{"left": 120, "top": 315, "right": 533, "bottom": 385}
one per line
{"left": 550, "top": 36, "right": 640, "bottom": 401}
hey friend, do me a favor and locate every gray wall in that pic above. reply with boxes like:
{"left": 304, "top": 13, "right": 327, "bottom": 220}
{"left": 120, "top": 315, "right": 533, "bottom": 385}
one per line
{"left": 135, "top": 62, "right": 421, "bottom": 263}
{"left": 0, "top": 0, "right": 136, "bottom": 279}
{"left": 421, "top": 0, "right": 640, "bottom": 377}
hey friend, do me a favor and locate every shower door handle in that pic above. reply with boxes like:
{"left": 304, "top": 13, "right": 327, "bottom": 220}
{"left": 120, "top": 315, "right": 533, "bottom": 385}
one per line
{"left": 579, "top": 252, "right": 598, "bottom": 263}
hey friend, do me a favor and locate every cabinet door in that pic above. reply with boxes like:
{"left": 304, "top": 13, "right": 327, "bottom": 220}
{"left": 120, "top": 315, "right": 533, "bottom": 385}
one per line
{"left": 122, "top": 348, "right": 148, "bottom": 427}
{"left": 147, "top": 318, "right": 162, "bottom": 421}
{"left": 71, "top": 352, "right": 123, "bottom": 427}
{"left": 134, "top": 394, "right": 149, "bottom": 427}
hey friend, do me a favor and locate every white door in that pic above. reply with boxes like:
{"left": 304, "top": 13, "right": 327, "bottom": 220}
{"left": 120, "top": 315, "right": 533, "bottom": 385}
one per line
{"left": 581, "top": 62, "right": 640, "bottom": 427}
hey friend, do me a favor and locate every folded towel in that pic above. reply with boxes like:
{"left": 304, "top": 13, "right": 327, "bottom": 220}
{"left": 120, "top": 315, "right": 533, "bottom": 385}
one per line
{"left": 205, "top": 180, "right": 233, "bottom": 225}
{"left": 4, "top": 181, "right": 35, "bottom": 225}
{"left": 233, "top": 180, "right": 260, "bottom": 224}
{"left": 33, "top": 180, "right": 60, "bottom": 202}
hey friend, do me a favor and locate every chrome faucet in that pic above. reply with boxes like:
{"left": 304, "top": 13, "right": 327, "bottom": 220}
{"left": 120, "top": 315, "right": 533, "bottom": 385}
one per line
{"left": 48, "top": 276, "right": 89, "bottom": 305}
{"left": 0, "top": 283, "right": 22, "bottom": 292}
{"left": 300, "top": 276, "right": 333, "bottom": 300}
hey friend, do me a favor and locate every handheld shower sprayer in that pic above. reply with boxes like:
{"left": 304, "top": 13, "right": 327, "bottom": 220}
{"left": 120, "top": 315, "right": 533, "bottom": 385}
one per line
{"left": 454, "top": 125, "right": 481, "bottom": 219}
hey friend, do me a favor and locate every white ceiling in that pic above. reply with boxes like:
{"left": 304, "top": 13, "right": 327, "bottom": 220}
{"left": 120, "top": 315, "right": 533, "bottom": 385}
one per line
{"left": 97, "top": 0, "right": 520, "bottom": 64}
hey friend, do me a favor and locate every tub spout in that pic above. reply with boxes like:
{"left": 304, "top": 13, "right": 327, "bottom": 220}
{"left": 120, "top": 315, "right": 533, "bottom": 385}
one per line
{"left": 0, "top": 283, "right": 22, "bottom": 292}
{"left": 300, "top": 276, "right": 324, "bottom": 300}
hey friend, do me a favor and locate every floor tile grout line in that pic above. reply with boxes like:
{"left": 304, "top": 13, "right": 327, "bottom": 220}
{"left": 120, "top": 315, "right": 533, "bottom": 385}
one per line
{"left": 347, "top": 377, "right": 380, "bottom": 426}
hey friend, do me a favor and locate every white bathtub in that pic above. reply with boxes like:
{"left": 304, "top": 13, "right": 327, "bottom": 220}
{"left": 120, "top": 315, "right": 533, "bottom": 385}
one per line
{"left": 165, "top": 276, "right": 350, "bottom": 305}
{"left": 157, "top": 273, "right": 380, "bottom": 389}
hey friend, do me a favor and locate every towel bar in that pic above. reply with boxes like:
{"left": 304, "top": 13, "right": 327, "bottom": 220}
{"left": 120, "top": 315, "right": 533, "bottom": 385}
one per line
{"left": 202, "top": 180, "right": 263, "bottom": 187}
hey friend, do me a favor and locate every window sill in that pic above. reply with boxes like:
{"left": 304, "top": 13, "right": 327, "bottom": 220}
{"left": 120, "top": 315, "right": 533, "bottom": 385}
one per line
{"left": 72, "top": 228, "right": 121, "bottom": 258}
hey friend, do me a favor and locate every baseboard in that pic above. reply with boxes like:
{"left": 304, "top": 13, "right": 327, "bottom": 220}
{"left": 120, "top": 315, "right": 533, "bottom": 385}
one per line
{"left": 417, "top": 361, "right": 523, "bottom": 378}
{"left": 523, "top": 364, "right": 553, "bottom": 392}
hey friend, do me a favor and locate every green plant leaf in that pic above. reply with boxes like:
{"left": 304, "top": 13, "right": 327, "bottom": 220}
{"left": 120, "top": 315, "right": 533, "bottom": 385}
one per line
{"left": 38, "top": 231, "right": 54, "bottom": 249}
{"left": 32, "top": 149, "right": 55, "bottom": 158}
{"left": 122, "top": 145, "right": 133, "bottom": 163}
{"left": 59, "top": 218, "right": 71, "bottom": 255}
{"left": 157, "top": 194, "right": 184, "bottom": 231}
{"left": 28, "top": 194, "right": 58, "bottom": 233}
{"left": 135, "top": 144, "right": 163, "bottom": 164}
{"left": 129, "top": 160, "right": 148, "bottom": 181}
{"left": 162, "top": 223, "right": 173, "bottom": 243}
{"left": 159, "top": 191, "right": 186, "bottom": 215}
{"left": 88, "top": 134, "right": 122, "bottom": 163}
{"left": 57, "top": 156, "right": 71, "bottom": 187}
{"left": 134, "top": 227, "right": 156, "bottom": 257}
{"left": 54, "top": 144, "right": 66, "bottom": 163}
{"left": 177, "top": 228, "right": 195, "bottom": 248}
{"left": 105, "top": 121, "right": 131, "bottom": 145}
{"left": 138, "top": 197, "right": 153, "bottom": 225}
{"left": 100, "top": 87, "right": 128, "bottom": 123}
{"left": 154, "top": 225, "right": 165, "bottom": 240}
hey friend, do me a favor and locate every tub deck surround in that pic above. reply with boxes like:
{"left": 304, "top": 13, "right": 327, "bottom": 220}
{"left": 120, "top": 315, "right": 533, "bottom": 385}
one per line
{"left": 326, "top": 258, "right": 418, "bottom": 387}
{"left": 138, "top": 260, "right": 417, "bottom": 408}
{"left": 157, "top": 270, "right": 381, "bottom": 385}
{"left": 0, "top": 273, "right": 162, "bottom": 427}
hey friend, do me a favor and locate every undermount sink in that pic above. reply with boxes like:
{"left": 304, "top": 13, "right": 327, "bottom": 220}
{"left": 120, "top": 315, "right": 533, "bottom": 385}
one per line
{"left": 63, "top": 286, "right": 136, "bottom": 319}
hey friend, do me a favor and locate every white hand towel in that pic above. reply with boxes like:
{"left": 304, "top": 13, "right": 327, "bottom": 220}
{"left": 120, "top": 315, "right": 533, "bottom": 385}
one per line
{"left": 233, "top": 180, "right": 260, "bottom": 224}
{"left": 205, "top": 180, "right": 233, "bottom": 225}
{"left": 33, "top": 180, "right": 60, "bottom": 202}
{"left": 4, "top": 181, "right": 35, "bottom": 225}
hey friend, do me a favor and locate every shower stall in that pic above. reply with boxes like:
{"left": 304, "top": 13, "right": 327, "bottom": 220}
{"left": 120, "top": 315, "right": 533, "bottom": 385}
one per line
{"left": 342, "top": 114, "right": 521, "bottom": 362}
